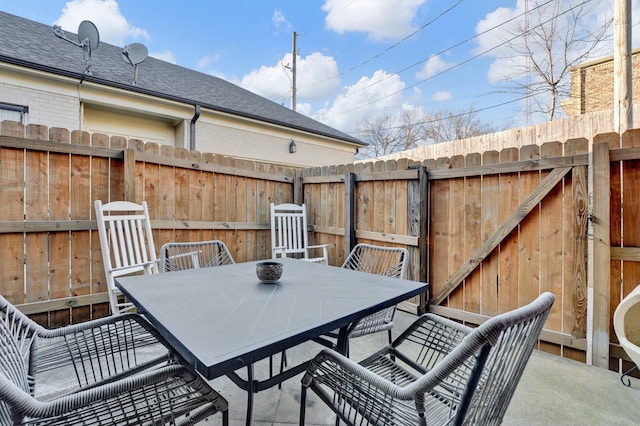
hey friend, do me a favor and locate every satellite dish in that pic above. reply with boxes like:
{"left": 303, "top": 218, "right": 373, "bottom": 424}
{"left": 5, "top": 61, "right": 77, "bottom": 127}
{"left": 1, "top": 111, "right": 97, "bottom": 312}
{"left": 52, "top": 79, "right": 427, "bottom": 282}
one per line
{"left": 78, "top": 20, "right": 99, "bottom": 51}
{"left": 122, "top": 43, "right": 148, "bottom": 65}
{"left": 122, "top": 43, "right": 148, "bottom": 85}
{"left": 52, "top": 20, "right": 100, "bottom": 75}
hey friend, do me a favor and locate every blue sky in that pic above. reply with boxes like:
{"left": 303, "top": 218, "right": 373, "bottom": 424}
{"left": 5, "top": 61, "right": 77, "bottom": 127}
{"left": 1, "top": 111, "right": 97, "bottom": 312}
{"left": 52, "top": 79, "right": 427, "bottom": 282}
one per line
{"left": 0, "top": 0, "right": 635, "bottom": 138}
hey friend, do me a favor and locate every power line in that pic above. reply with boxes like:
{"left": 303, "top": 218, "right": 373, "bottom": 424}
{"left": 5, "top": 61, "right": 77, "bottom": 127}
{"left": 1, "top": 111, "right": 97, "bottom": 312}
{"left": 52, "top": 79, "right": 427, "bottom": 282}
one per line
{"left": 270, "top": 0, "right": 466, "bottom": 104}
{"left": 331, "top": 0, "right": 591, "bottom": 119}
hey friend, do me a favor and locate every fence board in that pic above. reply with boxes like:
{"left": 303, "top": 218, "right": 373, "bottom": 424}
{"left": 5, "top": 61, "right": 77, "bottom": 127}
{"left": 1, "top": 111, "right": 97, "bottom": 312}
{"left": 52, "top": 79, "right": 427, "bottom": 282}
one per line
{"left": 464, "top": 153, "right": 481, "bottom": 314}
{"left": 518, "top": 145, "right": 541, "bottom": 311}
{"left": 540, "top": 143, "right": 564, "bottom": 337}
{"left": 480, "top": 151, "right": 499, "bottom": 316}
{"left": 498, "top": 148, "right": 519, "bottom": 314}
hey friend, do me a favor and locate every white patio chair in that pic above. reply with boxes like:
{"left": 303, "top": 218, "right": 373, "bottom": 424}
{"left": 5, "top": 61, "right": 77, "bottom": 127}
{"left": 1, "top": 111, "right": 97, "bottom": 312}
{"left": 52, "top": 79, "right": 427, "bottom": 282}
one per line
{"left": 614, "top": 283, "right": 640, "bottom": 385}
{"left": 0, "top": 309, "right": 229, "bottom": 425}
{"left": 95, "top": 200, "right": 159, "bottom": 315}
{"left": 270, "top": 202, "right": 330, "bottom": 265}
{"left": 300, "top": 292, "right": 555, "bottom": 426}
{"left": 159, "top": 240, "right": 235, "bottom": 272}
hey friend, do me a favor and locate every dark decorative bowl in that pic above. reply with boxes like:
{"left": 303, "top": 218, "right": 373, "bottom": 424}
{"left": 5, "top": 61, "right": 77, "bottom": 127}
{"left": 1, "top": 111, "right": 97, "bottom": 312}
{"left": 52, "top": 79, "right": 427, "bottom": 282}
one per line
{"left": 256, "top": 261, "right": 283, "bottom": 283}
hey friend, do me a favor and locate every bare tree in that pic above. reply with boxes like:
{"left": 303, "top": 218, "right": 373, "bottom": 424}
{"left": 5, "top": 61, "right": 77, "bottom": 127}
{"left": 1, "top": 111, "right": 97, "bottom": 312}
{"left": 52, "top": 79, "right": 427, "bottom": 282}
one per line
{"left": 356, "top": 105, "right": 495, "bottom": 159}
{"left": 503, "top": 0, "right": 612, "bottom": 121}
{"left": 356, "top": 109, "right": 424, "bottom": 159}
{"left": 422, "top": 105, "right": 496, "bottom": 144}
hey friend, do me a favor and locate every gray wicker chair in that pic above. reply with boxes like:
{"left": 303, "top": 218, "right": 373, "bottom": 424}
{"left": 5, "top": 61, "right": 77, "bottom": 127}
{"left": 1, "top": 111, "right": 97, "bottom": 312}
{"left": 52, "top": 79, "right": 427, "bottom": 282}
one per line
{"left": 0, "top": 295, "right": 172, "bottom": 396}
{"left": 0, "top": 315, "right": 229, "bottom": 425}
{"left": 315, "top": 244, "right": 410, "bottom": 355}
{"left": 300, "top": 292, "right": 555, "bottom": 426}
{"left": 159, "top": 240, "right": 235, "bottom": 272}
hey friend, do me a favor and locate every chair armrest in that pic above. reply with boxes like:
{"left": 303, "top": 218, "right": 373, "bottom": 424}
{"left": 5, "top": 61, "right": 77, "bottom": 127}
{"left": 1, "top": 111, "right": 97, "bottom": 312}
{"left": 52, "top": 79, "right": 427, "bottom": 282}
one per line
{"left": 10, "top": 365, "right": 226, "bottom": 423}
{"left": 302, "top": 349, "right": 412, "bottom": 400}
{"left": 272, "top": 245, "right": 287, "bottom": 257}
{"left": 31, "top": 314, "right": 171, "bottom": 390}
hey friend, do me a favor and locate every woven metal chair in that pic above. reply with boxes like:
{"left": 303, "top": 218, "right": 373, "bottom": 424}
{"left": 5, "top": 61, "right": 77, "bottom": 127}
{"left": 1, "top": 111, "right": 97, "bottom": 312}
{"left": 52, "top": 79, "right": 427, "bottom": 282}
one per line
{"left": 95, "top": 200, "right": 159, "bottom": 315}
{"left": 0, "top": 315, "right": 229, "bottom": 425}
{"left": 270, "top": 202, "right": 330, "bottom": 264}
{"left": 340, "top": 244, "right": 410, "bottom": 341}
{"left": 313, "top": 243, "right": 410, "bottom": 356}
{"left": 300, "top": 292, "right": 555, "bottom": 425}
{"left": 0, "top": 294, "right": 172, "bottom": 396}
{"left": 159, "top": 240, "right": 235, "bottom": 272}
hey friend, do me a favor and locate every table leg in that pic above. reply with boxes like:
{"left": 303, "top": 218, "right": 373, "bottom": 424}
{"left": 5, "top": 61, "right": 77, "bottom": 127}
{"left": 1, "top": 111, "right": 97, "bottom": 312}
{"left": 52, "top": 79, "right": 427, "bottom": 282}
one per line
{"left": 246, "top": 364, "right": 255, "bottom": 426}
{"left": 335, "top": 325, "right": 350, "bottom": 355}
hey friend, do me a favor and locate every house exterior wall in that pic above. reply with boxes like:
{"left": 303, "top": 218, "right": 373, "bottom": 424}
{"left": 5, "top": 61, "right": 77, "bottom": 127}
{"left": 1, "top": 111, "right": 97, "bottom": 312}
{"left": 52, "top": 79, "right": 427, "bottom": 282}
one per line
{"left": 563, "top": 49, "right": 640, "bottom": 117}
{"left": 2, "top": 70, "right": 79, "bottom": 129}
{"left": 196, "top": 113, "right": 355, "bottom": 167}
{"left": 1, "top": 64, "right": 357, "bottom": 167}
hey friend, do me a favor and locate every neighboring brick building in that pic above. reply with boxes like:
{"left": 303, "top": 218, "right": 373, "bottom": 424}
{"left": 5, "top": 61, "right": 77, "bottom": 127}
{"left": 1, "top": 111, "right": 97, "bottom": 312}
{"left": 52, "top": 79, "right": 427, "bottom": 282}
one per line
{"left": 562, "top": 48, "right": 640, "bottom": 117}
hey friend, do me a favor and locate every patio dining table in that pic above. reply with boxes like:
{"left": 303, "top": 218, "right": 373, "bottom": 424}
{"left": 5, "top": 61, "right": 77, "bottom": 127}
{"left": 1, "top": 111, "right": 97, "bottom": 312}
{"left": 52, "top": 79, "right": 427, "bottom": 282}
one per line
{"left": 115, "top": 256, "right": 428, "bottom": 424}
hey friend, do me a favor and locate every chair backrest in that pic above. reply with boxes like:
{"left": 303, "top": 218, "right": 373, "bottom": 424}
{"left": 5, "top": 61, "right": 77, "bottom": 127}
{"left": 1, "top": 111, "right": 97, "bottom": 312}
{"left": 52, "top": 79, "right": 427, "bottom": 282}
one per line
{"left": 460, "top": 291, "right": 555, "bottom": 425}
{"left": 94, "top": 200, "right": 158, "bottom": 314}
{"left": 341, "top": 243, "right": 409, "bottom": 279}
{"left": 398, "top": 292, "right": 554, "bottom": 425}
{"left": 159, "top": 240, "right": 235, "bottom": 272}
{"left": 270, "top": 203, "right": 311, "bottom": 259}
{"left": 0, "top": 317, "right": 32, "bottom": 424}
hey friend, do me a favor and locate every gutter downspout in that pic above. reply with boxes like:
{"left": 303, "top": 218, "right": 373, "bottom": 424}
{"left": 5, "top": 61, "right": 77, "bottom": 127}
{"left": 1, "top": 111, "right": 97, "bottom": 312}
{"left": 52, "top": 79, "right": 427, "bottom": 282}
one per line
{"left": 190, "top": 104, "right": 200, "bottom": 151}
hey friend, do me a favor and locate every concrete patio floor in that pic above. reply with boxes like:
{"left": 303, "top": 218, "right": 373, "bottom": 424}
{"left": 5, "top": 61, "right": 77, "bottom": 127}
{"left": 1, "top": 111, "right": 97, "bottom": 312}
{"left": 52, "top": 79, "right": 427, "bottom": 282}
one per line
{"left": 206, "top": 310, "right": 640, "bottom": 425}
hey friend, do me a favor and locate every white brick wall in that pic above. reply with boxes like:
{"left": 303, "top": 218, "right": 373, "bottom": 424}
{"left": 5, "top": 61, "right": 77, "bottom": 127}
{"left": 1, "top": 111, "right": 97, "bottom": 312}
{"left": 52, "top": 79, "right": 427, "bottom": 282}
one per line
{"left": 1, "top": 83, "right": 79, "bottom": 129}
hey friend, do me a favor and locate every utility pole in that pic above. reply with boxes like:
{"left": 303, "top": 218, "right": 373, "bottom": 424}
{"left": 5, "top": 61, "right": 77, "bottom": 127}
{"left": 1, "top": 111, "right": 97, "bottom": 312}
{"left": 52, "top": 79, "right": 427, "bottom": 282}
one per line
{"left": 614, "top": 0, "right": 632, "bottom": 137}
{"left": 291, "top": 31, "right": 298, "bottom": 111}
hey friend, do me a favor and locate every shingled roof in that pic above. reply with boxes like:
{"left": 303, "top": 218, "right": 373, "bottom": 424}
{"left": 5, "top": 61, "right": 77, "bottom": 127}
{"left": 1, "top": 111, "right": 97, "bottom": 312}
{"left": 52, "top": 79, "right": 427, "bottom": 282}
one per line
{"left": 0, "top": 11, "right": 364, "bottom": 146}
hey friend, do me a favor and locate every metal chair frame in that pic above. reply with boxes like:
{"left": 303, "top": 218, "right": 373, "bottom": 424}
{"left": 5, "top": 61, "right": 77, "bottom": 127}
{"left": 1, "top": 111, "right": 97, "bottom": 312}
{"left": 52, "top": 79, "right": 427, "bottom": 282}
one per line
{"left": 159, "top": 240, "right": 235, "bottom": 272}
{"left": 0, "top": 295, "right": 229, "bottom": 424}
{"left": 300, "top": 292, "right": 555, "bottom": 426}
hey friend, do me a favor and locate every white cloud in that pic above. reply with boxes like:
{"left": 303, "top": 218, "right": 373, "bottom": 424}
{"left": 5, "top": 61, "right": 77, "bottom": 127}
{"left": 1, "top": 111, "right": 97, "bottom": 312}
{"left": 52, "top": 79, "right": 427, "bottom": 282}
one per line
{"left": 240, "top": 52, "right": 341, "bottom": 104}
{"left": 416, "top": 55, "right": 455, "bottom": 80}
{"left": 150, "top": 50, "right": 176, "bottom": 64}
{"left": 322, "top": 0, "right": 426, "bottom": 41}
{"left": 314, "top": 70, "right": 407, "bottom": 133}
{"left": 53, "top": 0, "right": 149, "bottom": 46}
{"left": 431, "top": 91, "right": 452, "bottom": 101}
{"left": 272, "top": 10, "right": 292, "bottom": 34}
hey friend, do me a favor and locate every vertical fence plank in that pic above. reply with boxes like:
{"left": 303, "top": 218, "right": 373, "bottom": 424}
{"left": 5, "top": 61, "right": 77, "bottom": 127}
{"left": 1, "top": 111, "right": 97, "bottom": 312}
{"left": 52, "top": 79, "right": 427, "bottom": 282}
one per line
{"left": 464, "top": 153, "right": 481, "bottom": 314}
{"left": 539, "top": 143, "right": 564, "bottom": 350}
{"left": 592, "top": 140, "right": 613, "bottom": 368}
{"left": 90, "top": 134, "right": 110, "bottom": 317}
{"left": 566, "top": 139, "right": 589, "bottom": 349}
{"left": 448, "top": 155, "right": 465, "bottom": 311}
{"left": 518, "top": 145, "right": 541, "bottom": 311}
{"left": 49, "top": 151, "right": 71, "bottom": 327}
{"left": 24, "top": 149, "right": 49, "bottom": 325}
{"left": 0, "top": 147, "right": 25, "bottom": 303}
{"left": 498, "top": 148, "right": 519, "bottom": 314}
{"left": 480, "top": 151, "right": 499, "bottom": 316}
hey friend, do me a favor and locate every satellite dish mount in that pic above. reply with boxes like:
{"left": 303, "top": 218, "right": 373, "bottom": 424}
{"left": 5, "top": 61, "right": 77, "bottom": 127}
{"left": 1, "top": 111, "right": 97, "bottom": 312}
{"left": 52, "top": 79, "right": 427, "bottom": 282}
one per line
{"left": 53, "top": 20, "right": 100, "bottom": 75}
{"left": 122, "top": 43, "right": 148, "bottom": 85}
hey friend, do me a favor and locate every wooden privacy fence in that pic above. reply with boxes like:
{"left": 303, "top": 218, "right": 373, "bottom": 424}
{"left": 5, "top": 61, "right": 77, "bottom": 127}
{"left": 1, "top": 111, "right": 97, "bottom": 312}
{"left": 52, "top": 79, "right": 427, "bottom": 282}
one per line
{"left": 1, "top": 120, "right": 640, "bottom": 372}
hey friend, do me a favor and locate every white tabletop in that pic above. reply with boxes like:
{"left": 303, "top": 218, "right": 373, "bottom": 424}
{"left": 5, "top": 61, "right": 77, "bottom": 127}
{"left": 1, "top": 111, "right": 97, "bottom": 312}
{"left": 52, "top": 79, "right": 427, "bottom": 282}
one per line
{"left": 116, "top": 257, "right": 428, "bottom": 380}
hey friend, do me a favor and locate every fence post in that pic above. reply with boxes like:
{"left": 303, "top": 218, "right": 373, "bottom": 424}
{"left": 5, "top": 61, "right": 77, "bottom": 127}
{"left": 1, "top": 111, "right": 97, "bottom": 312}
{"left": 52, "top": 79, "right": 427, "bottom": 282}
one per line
{"left": 343, "top": 171, "right": 356, "bottom": 255}
{"left": 124, "top": 148, "right": 136, "bottom": 202}
{"left": 592, "top": 141, "right": 612, "bottom": 368}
